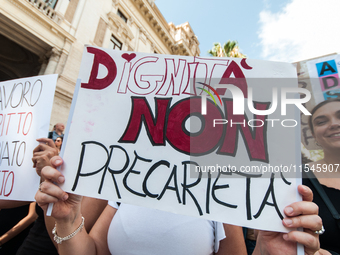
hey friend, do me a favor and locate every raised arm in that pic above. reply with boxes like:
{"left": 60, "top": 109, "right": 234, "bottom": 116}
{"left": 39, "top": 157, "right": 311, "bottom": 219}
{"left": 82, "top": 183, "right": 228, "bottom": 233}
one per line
{"left": 35, "top": 156, "right": 115, "bottom": 255}
{"left": 33, "top": 139, "right": 109, "bottom": 250}
{"left": 0, "top": 202, "right": 38, "bottom": 246}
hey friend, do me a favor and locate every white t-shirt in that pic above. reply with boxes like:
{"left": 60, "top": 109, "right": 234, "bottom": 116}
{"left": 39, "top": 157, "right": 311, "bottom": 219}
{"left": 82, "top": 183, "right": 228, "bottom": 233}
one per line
{"left": 107, "top": 202, "right": 226, "bottom": 255}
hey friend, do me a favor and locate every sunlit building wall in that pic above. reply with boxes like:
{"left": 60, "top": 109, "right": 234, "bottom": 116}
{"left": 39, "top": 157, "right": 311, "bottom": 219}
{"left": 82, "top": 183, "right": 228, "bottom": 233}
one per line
{"left": 0, "top": 0, "right": 200, "bottom": 126}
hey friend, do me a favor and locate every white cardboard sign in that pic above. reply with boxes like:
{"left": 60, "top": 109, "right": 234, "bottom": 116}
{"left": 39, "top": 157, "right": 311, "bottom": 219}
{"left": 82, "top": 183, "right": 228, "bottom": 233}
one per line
{"left": 61, "top": 46, "right": 302, "bottom": 232}
{"left": 0, "top": 74, "right": 57, "bottom": 201}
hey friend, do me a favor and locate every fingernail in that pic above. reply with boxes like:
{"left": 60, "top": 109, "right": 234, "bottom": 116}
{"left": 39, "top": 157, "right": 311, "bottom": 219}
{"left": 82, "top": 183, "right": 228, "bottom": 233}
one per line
{"left": 58, "top": 176, "right": 65, "bottom": 183}
{"left": 285, "top": 206, "right": 293, "bottom": 215}
{"left": 283, "top": 234, "right": 288, "bottom": 240}
{"left": 283, "top": 218, "right": 293, "bottom": 226}
{"left": 62, "top": 194, "right": 68, "bottom": 201}
{"left": 55, "top": 159, "right": 62, "bottom": 165}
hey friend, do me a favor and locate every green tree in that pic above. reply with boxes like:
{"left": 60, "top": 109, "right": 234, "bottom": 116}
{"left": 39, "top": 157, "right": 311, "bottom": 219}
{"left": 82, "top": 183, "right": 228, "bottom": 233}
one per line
{"left": 208, "top": 40, "right": 246, "bottom": 58}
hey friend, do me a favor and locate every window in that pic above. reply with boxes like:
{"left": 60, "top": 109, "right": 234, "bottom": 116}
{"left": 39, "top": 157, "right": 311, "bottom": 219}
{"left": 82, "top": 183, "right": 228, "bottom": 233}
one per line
{"left": 45, "top": 0, "right": 58, "bottom": 9}
{"left": 117, "top": 9, "right": 127, "bottom": 23}
{"left": 110, "top": 35, "right": 122, "bottom": 50}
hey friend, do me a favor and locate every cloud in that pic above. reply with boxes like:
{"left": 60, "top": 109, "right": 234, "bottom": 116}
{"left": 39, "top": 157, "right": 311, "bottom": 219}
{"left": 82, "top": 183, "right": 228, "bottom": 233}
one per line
{"left": 258, "top": 0, "right": 340, "bottom": 63}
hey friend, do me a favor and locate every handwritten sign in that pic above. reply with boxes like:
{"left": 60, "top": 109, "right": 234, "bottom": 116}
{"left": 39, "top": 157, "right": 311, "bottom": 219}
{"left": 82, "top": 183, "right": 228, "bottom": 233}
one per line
{"left": 61, "top": 46, "right": 302, "bottom": 232}
{"left": 307, "top": 54, "right": 340, "bottom": 104}
{"left": 0, "top": 74, "right": 57, "bottom": 201}
{"left": 295, "top": 54, "right": 339, "bottom": 150}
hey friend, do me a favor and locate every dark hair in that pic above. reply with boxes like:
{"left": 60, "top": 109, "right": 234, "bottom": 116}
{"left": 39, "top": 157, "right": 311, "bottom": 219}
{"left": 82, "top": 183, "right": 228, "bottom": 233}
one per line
{"left": 56, "top": 136, "right": 63, "bottom": 142}
{"left": 308, "top": 98, "right": 340, "bottom": 134}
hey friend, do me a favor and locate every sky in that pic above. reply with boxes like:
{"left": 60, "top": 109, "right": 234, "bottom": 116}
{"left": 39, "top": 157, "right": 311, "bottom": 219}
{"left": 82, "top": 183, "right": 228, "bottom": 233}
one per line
{"left": 156, "top": 0, "right": 340, "bottom": 63}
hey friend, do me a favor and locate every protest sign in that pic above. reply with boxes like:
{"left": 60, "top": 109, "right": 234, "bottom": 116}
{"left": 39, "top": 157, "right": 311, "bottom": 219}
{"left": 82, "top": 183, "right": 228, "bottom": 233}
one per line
{"left": 307, "top": 54, "right": 340, "bottom": 104}
{"left": 295, "top": 53, "right": 339, "bottom": 150}
{"left": 0, "top": 74, "right": 57, "bottom": 201}
{"left": 60, "top": 46, "right": 304, "bottom": 232}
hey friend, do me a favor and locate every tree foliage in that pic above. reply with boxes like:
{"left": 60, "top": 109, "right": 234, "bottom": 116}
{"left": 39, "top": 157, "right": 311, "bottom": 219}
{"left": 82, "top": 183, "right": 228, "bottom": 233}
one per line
{"left": 208, "top": 40, "right": 246, "bottom": 58}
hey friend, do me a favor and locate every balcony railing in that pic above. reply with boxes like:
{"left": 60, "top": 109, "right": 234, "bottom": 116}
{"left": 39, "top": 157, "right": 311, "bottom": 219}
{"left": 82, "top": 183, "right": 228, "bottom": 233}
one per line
{"left": 26, "top": 0, "right": 58, "bottom": 21}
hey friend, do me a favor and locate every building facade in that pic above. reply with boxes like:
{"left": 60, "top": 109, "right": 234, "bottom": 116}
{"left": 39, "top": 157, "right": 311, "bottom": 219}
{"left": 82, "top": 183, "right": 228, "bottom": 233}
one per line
{"left": 0, "top": 0, "right": 200, "bottom": 127}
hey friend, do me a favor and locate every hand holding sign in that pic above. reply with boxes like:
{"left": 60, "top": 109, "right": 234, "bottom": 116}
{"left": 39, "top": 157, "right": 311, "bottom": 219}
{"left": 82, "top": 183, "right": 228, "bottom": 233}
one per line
{"left": 253, "top": 185, "right": 321, "bottom": 255}
{"left": 34, "top": 159, "right": 321, "bottom": 254}
{"left": 35, "top": 156, "right": 82, "bottom": 221}
{"left": 32, "top": 138, "right": 58, "bottom": 176}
